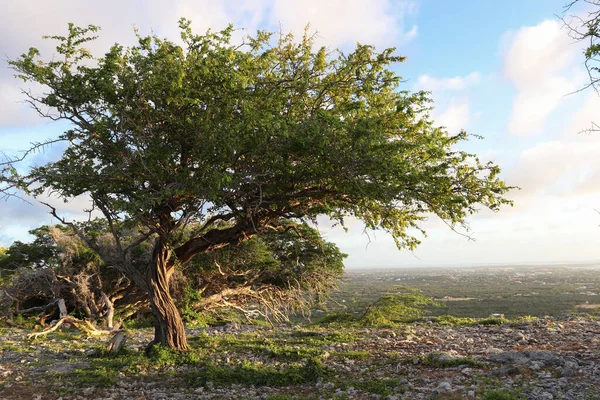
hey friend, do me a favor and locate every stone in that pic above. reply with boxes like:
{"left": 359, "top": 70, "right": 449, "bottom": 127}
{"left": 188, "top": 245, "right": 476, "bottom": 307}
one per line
{"left": 436, "top": 381, "right": 453, "bottom": 393}
{"left": 488, "top": 351, "right": 529, "bottom": 365}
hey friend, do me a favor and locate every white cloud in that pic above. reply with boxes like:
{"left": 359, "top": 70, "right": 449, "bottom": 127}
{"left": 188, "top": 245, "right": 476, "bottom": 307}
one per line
{"left": 414, "top": 72, "right": 481, "bottom": 134}
{"left": 418, "top": 72, "right": 481, "bottom": 92}
{"left": 506, "top": 135, "right": 600, "bottom": 201}
{"left": 567, "top": 91, "right": 600, "bottom": 135}
{"left": 268, "top": 0, "right": 417, "bottom": 49}
{"left": 436, "top": 98, "right": 471, "bottom": 133}
{"left": 504, "top": 19, "right": 584, "bottom": 136}
{"left": 0, "top": 82, "right": 37, "bottom": 126}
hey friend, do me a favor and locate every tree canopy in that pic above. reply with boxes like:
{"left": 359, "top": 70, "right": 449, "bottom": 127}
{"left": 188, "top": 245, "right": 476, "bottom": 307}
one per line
{"left": 2, "top": 20, "right": 512, "bottom": 349}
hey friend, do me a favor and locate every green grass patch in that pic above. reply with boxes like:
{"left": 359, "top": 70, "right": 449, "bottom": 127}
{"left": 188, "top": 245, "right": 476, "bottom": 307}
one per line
{"left": 350, "top": 378, "right": 405, "bottom": 396}
{"left": 419, "top": 353, "right": 482, "bottom": 368}
{"left": 67, "top": 366, "right": 119, "bottom": 388}
{"left": 181, "top": 357, "right": 327, "bottom": 387}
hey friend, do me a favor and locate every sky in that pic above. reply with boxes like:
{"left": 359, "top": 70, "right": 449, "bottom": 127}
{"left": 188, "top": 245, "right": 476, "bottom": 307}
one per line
{"left": 0, "top": 0, "right": 599, "bottom": 268}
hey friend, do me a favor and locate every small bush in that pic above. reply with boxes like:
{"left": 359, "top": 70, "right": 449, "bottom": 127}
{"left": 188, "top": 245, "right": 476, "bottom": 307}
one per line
{"left": 317, "top": 312, "right": 359, "bottom": 326}
{"left": 420, "top": 353, "right": 482, "bottom": 368}
{"left": 361, "top": 289, "right": 439, "bottom": 327}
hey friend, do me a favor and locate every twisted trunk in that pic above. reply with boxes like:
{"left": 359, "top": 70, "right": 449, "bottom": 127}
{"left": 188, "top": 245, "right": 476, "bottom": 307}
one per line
{"left": 146, "top": 240, "right": 188, "bottom": 351}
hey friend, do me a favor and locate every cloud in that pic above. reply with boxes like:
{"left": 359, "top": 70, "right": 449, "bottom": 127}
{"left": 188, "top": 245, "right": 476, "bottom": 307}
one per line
{"left": 414, "top": 72, "right": 481, "bottom": 134}
{"left": 504, "top": 19, "right": 584, "bottom": 136}
{"left": 436, "top": 98, "right": 471, "bottom": 133}
{"left": 268, "top": 0, "right": 418, "bottom": 49}
{"left": 417, "top": 72, "right": 481, "bottom": 92}
{"left": 567, "top": 91, "right": 600, "bottom": 135}
{"left": 506, "top": 136, "right": 600, "bottom": 199}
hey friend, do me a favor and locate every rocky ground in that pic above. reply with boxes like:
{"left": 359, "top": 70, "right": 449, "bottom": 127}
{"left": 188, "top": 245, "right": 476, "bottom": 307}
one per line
{"left": 1, "top": 316, "right": 600, "bottom": 399}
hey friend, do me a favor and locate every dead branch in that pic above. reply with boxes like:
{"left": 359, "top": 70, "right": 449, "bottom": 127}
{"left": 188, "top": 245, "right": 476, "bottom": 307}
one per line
{"left": 27, "top": 316, "right": 118, "bottom": 339}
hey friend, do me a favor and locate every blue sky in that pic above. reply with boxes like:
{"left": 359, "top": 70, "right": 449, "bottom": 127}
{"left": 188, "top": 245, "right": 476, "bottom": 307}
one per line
{"left": 1, "top": 0, "right": 599, "bottom": 268}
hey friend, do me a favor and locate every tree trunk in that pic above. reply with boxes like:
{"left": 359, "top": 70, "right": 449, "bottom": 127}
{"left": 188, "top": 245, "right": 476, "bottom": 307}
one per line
{"left": 57, "top": 298, "right": 68, "bottom": 319}
{"left": 101, "top": 292, "right": 115, "bottom": 329}
{"left": 146, "top": 240, "right": 188, "bottom": 351}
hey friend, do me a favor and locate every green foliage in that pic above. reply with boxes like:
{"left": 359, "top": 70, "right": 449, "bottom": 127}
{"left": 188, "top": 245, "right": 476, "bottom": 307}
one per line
{"left": 121, "top": 318, "right": 154, "bottom": 329}
{"left": 0, "top": 227, "right": 58, "bottom": 272}
{"left": 67, "top": 367, "right": 119, "bottom": 388}
{"left": 361, "top": 287, "right": 439, "bottom": 327}
{"left": 419, "top": 352, "right": 482, "bottom": 368}
{"left": 184, "top": 357, "right": 327, "bottom": 387}
{"left": 316, "top": 312, "right": 360, "bottom": 325}
{"left": 180, "top": 222, "right": 347, "bottom": 319}
{"left": 350, "top": 378, "right": 405, "bottom": 396}
{"left": 317, "top": 287, "right": 439, "bottom": 328}
{"left": 431, "top": 315, "right": 476, "bottom": 326}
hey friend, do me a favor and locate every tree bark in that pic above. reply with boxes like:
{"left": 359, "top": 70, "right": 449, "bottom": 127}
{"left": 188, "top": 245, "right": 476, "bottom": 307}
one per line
{"left": 146, "top": 240, "right": 188, "bottom": 351}
{"left": 57, "top": 298, "right": 68, "bottom": 319}
{"left": 101, "top": 292, "right": 115, "bottom": 329}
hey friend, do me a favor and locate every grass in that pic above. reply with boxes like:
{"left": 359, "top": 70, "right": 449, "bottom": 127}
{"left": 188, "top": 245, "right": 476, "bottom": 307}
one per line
{"left": 419, "top": 352, "right": 483, "bottom": 368}
{"left": 179, "top": 357, "right": 327, "bottom": 387}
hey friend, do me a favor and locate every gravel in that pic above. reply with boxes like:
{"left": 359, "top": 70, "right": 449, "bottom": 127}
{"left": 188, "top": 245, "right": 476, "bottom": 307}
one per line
{"left": 1, "top": 316, "right": 600, "bottom": 399}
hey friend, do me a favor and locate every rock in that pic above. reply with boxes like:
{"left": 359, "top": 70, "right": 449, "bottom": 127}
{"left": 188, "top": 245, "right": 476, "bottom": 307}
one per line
{"left": 490, "top": 365, "right": 518, "bottom": 376}
{"left": 561, "top": 366, "right": 575, "bottom": 377}
{"left": 525, "top": 350, "right": 560, "bottom": 365}
{"left": 485, "top": 347, "right": 504, "bottom": 355}
{"left": 488, "top": 351, "right": 529, "bottom": 365}
{"left": 436, "top": 381, "right": 453, "bottom": 393}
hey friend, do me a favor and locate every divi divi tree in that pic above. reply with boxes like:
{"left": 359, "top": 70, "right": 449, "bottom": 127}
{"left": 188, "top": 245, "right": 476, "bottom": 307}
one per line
{"left": 2, "top": 20, "right": 512, "bottom": 350}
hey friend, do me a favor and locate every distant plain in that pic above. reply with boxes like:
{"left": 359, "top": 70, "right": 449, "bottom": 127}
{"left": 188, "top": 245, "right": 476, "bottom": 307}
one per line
{"left": 325, "top": 264, "right": 600, "bottom": 319}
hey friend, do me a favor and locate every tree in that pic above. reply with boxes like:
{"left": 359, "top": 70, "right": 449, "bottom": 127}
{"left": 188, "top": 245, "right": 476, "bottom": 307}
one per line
{"left": 1, "top": 20, "right": 512, "bottom": 350}
{"left": 0, "top": 224, "right": 143, "bottom": 328}
{"left": 563, "top": 0, "right": 600, "bottom": 96}
{"left": 0, "top": 227, "right": 59, "bottom": 273}
{"left": 182, "top": 220, "right": 346, "bottom": 321}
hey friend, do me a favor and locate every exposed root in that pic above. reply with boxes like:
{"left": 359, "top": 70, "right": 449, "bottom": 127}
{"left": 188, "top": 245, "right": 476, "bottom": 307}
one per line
{"left": 27, "top": 316, "right": 117, "bottom": 339}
